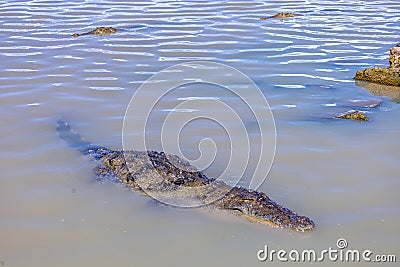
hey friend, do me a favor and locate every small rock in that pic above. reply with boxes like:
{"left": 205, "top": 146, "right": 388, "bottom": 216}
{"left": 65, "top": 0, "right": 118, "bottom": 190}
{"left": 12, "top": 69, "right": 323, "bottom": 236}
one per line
{"left": 389, "top": 46, "right": 400, "bottom": 69}
{"left": 334, "top": 110, "right": 369, "bottom": 121}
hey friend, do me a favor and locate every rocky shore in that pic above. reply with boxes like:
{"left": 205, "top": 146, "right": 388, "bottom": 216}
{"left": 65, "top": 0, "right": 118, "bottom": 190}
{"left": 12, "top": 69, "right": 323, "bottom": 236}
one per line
{"left": 354, "top": 45, "right": 400, "bottom": 87}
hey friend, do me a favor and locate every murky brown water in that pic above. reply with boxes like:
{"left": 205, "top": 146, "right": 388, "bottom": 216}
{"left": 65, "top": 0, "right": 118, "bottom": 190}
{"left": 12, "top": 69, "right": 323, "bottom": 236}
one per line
{"left": 1, "top": 0, "right": 399, "bottom": 266}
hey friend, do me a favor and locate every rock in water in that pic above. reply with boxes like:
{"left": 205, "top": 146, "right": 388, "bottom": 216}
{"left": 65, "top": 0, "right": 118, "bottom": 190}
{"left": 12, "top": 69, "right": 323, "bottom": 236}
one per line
{"left": 335, "top": 110, "right": 369, "bottom": 121}
{"left": 389, "top": 46, "right": 400, "bottom": 69}
{"left": 354, "top": 67, "right": 400, "bottom": 87}
{"left": 354, "top": 45, "right": 400, "bottom": 87}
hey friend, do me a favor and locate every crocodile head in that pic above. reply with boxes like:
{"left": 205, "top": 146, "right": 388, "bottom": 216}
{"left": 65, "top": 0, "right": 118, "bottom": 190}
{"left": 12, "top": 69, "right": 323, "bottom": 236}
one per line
{"left": 217, "top": 187, "right": 315, "bottom": 232}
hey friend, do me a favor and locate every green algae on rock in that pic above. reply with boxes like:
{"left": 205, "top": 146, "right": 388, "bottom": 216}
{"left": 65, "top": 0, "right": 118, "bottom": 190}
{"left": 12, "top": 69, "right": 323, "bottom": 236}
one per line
{"left": 335, "top": 110, "right": 369, "bottom": 121}
{"left": 354, "top": 46, "right": 400, "bottom": 87}
{"left": 354, "top": 67, "right": 400, "bottom": 87}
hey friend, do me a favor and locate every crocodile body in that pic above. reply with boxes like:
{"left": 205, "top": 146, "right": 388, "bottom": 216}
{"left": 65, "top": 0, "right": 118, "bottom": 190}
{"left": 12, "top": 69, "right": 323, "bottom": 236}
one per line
{"left": 57, "top": 120, "right": 314, "bottom": 232}
{"left": 260, "top": 13, "right": 298, "bottom": 20}
{"left": 72, "top": 27, "right": 117, "bottom": 38}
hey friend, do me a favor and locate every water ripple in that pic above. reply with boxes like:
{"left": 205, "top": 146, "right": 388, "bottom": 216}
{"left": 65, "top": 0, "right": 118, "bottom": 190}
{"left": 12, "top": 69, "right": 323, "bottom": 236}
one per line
{"left": 1, "top": 0, "right": 399, "bottom": 115}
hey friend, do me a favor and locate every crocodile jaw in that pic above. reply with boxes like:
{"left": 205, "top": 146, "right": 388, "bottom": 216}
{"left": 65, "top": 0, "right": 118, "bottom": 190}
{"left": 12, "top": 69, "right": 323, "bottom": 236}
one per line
{"left": 216, "top": 187, "right": 315, "bottom": 232}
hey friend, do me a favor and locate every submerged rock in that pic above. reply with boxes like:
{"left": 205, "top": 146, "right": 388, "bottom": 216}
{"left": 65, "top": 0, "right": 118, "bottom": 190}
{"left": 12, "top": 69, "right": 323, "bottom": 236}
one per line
{"left": 334, "top": 110, "right": 369, "bottom": 121}
{"left": 355, "top": 80, "right": 400, "bottom": 103}
{"left": 354, "top": 45, "right": 400, "bottom": 87}
{"left": 325, "top": 98, "right": 382, "bottom": 109}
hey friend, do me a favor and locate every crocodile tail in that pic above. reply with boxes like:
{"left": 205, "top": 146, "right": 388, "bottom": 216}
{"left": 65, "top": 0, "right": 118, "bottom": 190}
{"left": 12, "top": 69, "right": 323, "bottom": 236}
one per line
{"left": 57, "top": 120, "right": 110, "bottom": 159}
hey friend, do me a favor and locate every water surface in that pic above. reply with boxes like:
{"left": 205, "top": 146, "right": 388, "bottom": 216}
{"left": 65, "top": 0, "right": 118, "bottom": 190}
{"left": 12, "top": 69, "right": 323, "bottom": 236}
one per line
{"left": 1, "top": 0, "right": 399, "bottom": 266}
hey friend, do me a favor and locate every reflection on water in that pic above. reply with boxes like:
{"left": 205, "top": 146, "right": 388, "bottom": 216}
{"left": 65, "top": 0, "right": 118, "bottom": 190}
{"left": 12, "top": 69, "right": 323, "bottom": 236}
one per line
{"left": 0, "top": 0, "right": 399, "bottom": 266}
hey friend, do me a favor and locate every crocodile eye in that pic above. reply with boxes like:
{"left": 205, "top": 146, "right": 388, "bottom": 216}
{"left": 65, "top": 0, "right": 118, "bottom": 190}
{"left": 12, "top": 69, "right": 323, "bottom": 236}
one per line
{"left": 232, "top": 207, "right": 243, "bottom": 213}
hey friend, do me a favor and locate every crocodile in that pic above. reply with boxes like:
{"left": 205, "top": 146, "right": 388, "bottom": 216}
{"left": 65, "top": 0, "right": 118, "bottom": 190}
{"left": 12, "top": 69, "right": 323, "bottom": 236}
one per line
{"left": 72, "top": 27, "right": 118, "bottom": 38}
{"left": 57, "top": 120, "right": 315, "bottom": 232}
{"left": 260, "top": 12, "right": 298, "bottom": 20}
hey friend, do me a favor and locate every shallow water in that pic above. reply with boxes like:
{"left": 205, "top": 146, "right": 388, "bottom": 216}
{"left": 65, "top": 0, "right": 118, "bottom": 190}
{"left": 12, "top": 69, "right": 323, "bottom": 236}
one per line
{"left": 1, "top": 0, "right": 399, "bottom": 266}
